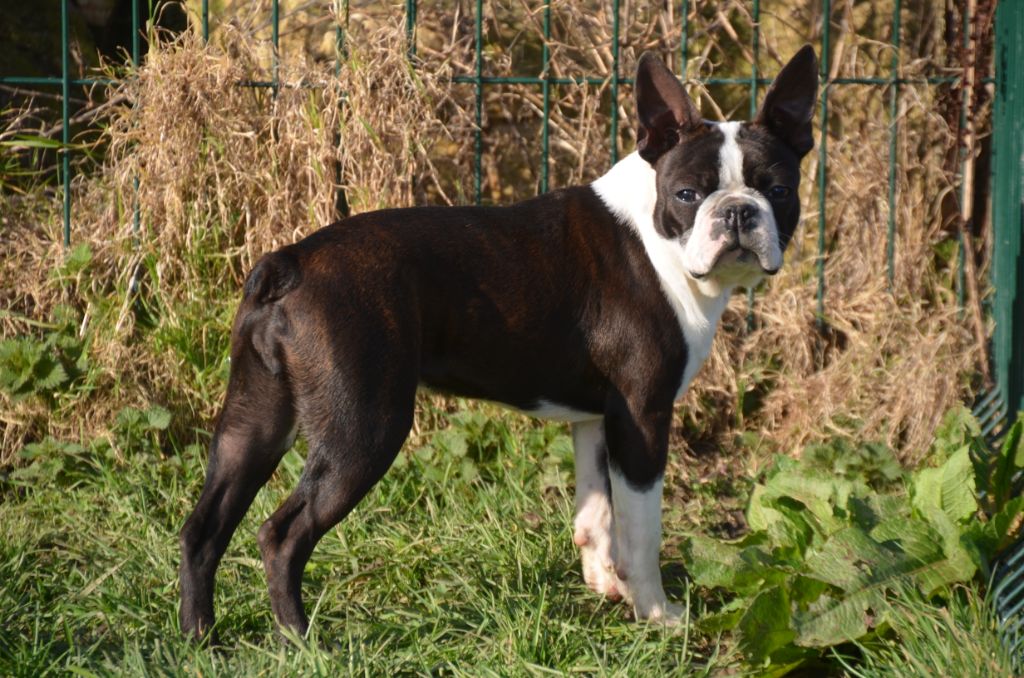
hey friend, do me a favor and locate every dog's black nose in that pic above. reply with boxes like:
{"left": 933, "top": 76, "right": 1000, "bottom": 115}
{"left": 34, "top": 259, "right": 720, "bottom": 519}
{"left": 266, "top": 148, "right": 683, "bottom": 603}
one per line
{"left": 721, "top": 202, "right": 758, "bottom": 232}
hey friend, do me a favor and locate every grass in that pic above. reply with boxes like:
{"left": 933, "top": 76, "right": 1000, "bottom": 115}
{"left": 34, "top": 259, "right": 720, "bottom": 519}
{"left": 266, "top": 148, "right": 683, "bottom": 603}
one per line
{"left": 3, "top": 405, "right": 1018, "bottom": 676}
{"left": 0, "top": 407, "right": 727, "bottom": 676}
{"left": 839, "top": 584, "right": 1019, "bottom": 678}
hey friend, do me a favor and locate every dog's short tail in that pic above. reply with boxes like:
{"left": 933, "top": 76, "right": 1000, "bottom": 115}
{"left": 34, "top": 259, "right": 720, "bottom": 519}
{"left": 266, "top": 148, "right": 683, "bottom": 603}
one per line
{"left": 239, "top": 250, "right": 302, "bottom": 376}
{"left": 244, "top": 250, "right": 302, "bottom": 305}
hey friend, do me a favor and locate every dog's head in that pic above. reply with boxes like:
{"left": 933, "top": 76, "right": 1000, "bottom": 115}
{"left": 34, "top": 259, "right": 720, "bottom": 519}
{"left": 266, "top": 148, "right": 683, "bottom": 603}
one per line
{"left": 635, "top": 46, "right": 818, "bottom": 291}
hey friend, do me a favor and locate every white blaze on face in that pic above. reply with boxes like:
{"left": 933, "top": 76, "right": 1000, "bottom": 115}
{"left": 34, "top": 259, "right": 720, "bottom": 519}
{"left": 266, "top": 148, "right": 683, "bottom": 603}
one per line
{"left": 717, "top": 120, "right": 745, "bottom": 189}
{"left": 681, "top": 122, "right": 783, "bottom": 281}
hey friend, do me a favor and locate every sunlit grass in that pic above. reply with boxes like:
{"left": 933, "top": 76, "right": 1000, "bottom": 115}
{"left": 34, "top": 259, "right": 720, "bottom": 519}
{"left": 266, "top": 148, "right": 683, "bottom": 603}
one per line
{"left": 0, "top": 412, "right": 722, "bottom": 676}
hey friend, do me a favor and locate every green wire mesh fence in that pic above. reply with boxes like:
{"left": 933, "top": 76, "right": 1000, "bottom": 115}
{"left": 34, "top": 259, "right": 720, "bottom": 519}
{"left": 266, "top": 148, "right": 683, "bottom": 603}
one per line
{"left": 2, "top": 1, "right": 1001, "bottom": 345}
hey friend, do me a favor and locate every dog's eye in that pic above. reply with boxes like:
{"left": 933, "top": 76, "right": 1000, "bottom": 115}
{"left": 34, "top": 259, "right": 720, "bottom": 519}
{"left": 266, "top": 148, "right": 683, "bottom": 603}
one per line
{"left": 768, "top": 185, "right": 791, "bottom": 200}
{"left": 675, "top": 189, "right": 701, "bottom": 203}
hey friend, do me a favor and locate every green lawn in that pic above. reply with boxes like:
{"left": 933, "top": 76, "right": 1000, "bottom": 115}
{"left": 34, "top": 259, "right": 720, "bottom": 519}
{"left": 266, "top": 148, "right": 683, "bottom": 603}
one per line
{"left": 1, "top": 402, "right": 1019, "bottom": 676}
{"left": 0, "top": 408, "right": 727, "bottom": 676}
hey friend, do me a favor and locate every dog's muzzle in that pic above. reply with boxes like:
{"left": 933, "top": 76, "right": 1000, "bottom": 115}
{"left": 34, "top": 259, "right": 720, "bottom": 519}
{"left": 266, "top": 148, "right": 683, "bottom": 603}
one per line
{"left": 684, "top": 194, "right": 782, "bottom": 279}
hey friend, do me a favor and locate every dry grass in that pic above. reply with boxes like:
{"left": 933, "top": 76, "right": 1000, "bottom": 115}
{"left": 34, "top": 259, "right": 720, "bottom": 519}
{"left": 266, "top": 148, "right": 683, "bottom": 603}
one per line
{"left": 0, "top": 0, "right": 986, "bottom": 466}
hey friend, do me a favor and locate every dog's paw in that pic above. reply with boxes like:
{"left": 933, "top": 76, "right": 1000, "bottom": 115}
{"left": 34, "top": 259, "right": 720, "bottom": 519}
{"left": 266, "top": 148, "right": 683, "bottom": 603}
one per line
{"left": 580, "top": 545, "right": 625, "bottom": 601}
{"left": 635, "top": 601, "right": 687, "bottom": 626}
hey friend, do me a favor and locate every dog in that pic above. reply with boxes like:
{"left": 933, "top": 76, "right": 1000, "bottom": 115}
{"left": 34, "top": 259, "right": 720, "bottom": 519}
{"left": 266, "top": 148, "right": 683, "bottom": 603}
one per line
{"left": 179, "top": 46, "right": 818, "bottom": 638}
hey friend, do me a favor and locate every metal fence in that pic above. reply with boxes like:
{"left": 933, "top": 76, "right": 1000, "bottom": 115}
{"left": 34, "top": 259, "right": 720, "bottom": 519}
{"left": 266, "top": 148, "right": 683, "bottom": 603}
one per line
{"left": 3, "top": 2, "right": 1010, "bottom": 380}
{"left": 2, "top": 1, "right": 1018, "bottom": 428}
{"left": 0, "top": 8, "right": 1017, "bottom": 402}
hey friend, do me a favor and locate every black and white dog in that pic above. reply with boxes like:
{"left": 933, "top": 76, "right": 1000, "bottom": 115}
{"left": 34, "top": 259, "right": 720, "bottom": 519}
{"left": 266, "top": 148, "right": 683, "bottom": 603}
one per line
{"left": 179, "top": 46, "right": 818, "bottom": 638}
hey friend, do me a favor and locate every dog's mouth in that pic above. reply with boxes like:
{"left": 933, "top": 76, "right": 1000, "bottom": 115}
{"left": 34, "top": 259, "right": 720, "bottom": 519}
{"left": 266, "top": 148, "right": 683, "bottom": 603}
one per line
{"left": 689, "top": 244, "right": 779, "bottom": 279}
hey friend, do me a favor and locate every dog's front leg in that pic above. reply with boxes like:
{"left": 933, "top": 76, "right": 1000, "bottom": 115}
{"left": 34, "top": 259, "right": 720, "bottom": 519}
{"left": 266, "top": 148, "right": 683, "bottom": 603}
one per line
{"left": 604, "top": 400, "right": 683, "bottom": 624}
{"left": 571, "top": 420, "right": 624, "bottom": 601}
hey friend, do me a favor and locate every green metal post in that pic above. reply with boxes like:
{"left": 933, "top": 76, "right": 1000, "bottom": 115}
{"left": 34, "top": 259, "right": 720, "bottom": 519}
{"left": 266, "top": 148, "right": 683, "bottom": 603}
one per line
{"left": 680, "top": 0, "right": 688, "bottom": 76}
{"left": 957, "top": 7, "right": 971, "bottom": 310}
{"left": 747, "top": 0, "right": 760, "bottom": 329}
{"left": 334, "top": 0, "right": 349, "bottom": 218}
{"left": 61, "top": 0, "right": 71, "bottom": 247}
{"left": 132, "top": 0, "right": 140, "bottom": 237}
{"left": 540, "top": 0, "right": 551, "bottom": 193}
{"left": 131, "top": 0, "right": 140, "bottom": 66}
{"left": 816, "top": 0, "right": 831, "bottom": 327}
{"left": 748, "top": 0, "right": 760, "bottom": 120}
{"left": 406, "top": 0, "right": 417, "bottom": 58}
{"left": 272, "top": 0, "right": 279, "bottom": 97}
{"left": 474, "top": 0, "right": 483, "bottom": 204}
{"left": 992, "top": 0, "right": 1024, "bottom": 415}
{"left": 886, "top": 0, "right": 901, "bottom": 288}
{"left": 202, "top": 0, "right": 209, "bottom": 42}
{"left": 339, "top": 0, "right": 352, "bottom": 73}
{"left": 610, "top": 0, "right": 620, "bottom": 164}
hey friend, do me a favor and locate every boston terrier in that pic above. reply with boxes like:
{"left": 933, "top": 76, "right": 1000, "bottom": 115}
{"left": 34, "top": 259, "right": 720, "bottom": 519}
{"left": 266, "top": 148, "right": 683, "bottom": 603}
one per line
{"left": 179, "top": 46, "right": 818, "bottom": 638}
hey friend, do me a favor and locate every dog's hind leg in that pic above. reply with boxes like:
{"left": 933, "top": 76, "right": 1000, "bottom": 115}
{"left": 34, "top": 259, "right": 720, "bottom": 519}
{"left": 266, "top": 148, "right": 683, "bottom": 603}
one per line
{"left": 256, "top": 366, "right": 417, "bottom": 636}
{"left": 178, "top": 361, "right": 295, "bottom": 640}
{"left": 179, "top": 251, "right": 302, "bottom": 640}
{"left": 572, "top": 419, "right": 625, "bottom": 601}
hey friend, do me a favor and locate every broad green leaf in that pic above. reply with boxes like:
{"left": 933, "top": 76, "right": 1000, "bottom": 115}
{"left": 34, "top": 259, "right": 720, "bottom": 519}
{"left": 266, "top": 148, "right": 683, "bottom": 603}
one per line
{"left": 748, "top": 467, "right": 853, "bottom": 538}
{"left": 33, "top": 357, "right": 68, "bottom": 391}
{"left": 736, "top": 585, "right": 796, "bottom": 665}
{"left": 695, "top": 598, "right": 745, "bottom": 633}
{"left": 793, "top": 589, "right": 881, "bottom": 647}
{"left": 145, "top": 405, "right": 172, "bottom": 431}
{"left": 804, "top": 439, "right": 903, "bottom": 489}
{"left": 544, "top": 434, "right": 573, "bottom": 462}
{"left": 871, "top": 514, "right": 976, "bottom": 593}
{"left": 747, "top": 484, "right": 815, "bottom": 556}
{"left": 116, "top": 407, "right": 144, "bottom": 430}
{"left": 871, "top": 516, "right": 944, "bottom": 563}
{"left": 991, "top": 420, "right": 1024, "bottom": 509}
{"left": 966, "top": 496, "right": 1024, "bottom": 558}
{"left": 797, "top": 524, "right": 976, "bottom": 646}
{"left": 56, "top": 243, "right": 92, "bottom": 278}
{"left": 756, "top": 646, "right": 821, "bottom": 678}
{"left": 930, "top": 406, "right": 983, "bottom": 460}
{"left": 849, "top": 493, "right": 908, "bottom": 532}
{"left": 459, "top": 458, "right": 479, "bottom": 483}
{"left": 681, "top": 535, "right": 782, "bottom": 596}
{"left": 911, "top": 446, "right": 977, "bottom": 524}
{"left": 746, "top": 482, "right": 785, "bottom": 531}
{"left": 433, "top": 429, "right": 468, "bottom": 458}
{"left": 804, "top": 526, "right": 900, "bottom": 593}
{"left": 789, "top": 574, "right": 830, "bottom": 607}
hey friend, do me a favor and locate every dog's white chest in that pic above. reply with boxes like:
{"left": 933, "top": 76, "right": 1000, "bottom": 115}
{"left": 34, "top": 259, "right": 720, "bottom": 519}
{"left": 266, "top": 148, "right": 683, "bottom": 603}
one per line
{"left": 675, "top": 306, "right": 721, "bottom": 399}
{"left": 591, "top": 152, "right": 732, "bottom": 401}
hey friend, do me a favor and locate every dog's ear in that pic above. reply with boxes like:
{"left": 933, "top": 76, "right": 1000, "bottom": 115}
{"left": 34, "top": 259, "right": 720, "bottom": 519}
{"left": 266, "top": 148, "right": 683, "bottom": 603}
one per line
{"left": 635, "top": 52, "right": 701, "bottom": 164}
{"left": 755, "top": 45, "right": 819, "bottom": 157}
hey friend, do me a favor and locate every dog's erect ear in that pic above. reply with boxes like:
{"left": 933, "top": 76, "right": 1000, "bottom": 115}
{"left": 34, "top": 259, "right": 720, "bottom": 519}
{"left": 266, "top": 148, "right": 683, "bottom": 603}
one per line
{"left": 635, "top": 52, "right": 702, "bottom": 164}
{"left": 755, "top": 45, "right": 819, "bottom": 157}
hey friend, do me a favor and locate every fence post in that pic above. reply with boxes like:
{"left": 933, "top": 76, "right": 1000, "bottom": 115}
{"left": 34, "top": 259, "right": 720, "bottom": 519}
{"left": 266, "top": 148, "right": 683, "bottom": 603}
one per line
{"left": 992, "top": 0, "right": 1024, "bottom": 417}
{"left": 61, "top": 0, "right": 71, "bottom": 247}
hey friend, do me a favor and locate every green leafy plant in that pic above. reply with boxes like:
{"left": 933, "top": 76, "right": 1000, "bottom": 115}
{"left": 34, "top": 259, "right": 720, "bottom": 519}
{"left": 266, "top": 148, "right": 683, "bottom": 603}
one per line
{"left": 681, "top": 408, "right": 1024, "bottom": 675}
{"left": 7, "top": 437, "right": 95, "bottom": 487}
{"left": 0, "top": 303, "right": 88, "bottom": 404}
{"left": 5, "top": 403, "right": 173, "bottom": 491}
{"left": 396, "top": 408, "right": 573, "bottom": 489}
{"left": 113, "top": 404, "right": 173, "bottom": 451}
